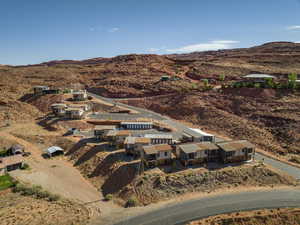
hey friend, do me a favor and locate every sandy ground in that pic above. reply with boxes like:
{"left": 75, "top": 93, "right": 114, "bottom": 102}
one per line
{"left": 0, "top": 123, "right": 121, "bottom": 217}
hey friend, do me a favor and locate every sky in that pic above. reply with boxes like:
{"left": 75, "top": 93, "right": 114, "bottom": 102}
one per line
{"left": 1, "top": 0, "right": 300, "bottom": 65}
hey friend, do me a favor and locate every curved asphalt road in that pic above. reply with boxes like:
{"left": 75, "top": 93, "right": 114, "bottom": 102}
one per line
{"left": 109, "top": 189, "right": 300, "bottom": 225}
{"left": 88, "top": 92, "right": 300, "bottom": 225}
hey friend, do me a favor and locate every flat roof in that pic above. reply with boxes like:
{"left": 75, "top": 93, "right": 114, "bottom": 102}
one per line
{"left": 124, "top": 137, "right": 151, "bottom": 144}
{"left": 183, "top": 128, "right": 214, "bottom": 138}
{"left": 143, "top": 144, "right": 172, "bottom": 155}
{"left": 217, "top": 140, "right": 255, "bottom": 152}
{"left": 95, "top": 125, "right": 116, "bottom": 130}
{"left": 121, "top": 121, "right": 153, "bottom": 125}
{"left": 179, "top": 142, "right": 219, "bottom": 154}
{"left": 243, "top": 74, "right": 276, "bottom": 79}
{"left": 1, "top": 155, "right": 24, "bottom": 167}
{"left": 144, "top": 134, "right": 173, "bottom": 139}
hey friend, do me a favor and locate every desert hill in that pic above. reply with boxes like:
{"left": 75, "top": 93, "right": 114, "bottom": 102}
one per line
{"left": 0, "top": 41, "right": 299, "bottom": 158}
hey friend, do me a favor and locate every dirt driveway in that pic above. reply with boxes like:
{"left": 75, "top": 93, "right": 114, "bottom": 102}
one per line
{"left": 0, "top": 123, "right": 120, "bottom": 216}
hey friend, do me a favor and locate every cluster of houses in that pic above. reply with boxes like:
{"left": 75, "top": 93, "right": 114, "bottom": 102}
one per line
{"left": 0, "top": 145, "right": 25, "bottom": 175}
{"left": 50, "top": 90, "right": 90, "bottom": 119}
{"left": 93, "top": 122, "right": 255, "bottom": 168}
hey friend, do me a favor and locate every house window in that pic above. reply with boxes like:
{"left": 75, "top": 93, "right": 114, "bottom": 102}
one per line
{"left": 164, "top": 152, "right": 168, "bottom": 157}
{"left": 188, "top": 153, "right": 195, "bottom": 159}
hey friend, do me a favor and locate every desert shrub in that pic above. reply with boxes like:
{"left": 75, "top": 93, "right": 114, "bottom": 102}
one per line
{"left": 21, "top": 163, "right": 30, "bottom": 170}
{"left": 254, "top": 83, "right": 261, "bottom": 88}
{"left": 126, "top": 197, "right": 138, "bottom": 208}
{"left": 12, "top": 183, "right": 60, "bottom": 201}
{"left": 104, "top": 194, "right": 113, "bottom": 201}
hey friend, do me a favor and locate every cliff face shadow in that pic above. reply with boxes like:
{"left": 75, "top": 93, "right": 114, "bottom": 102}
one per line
{"left": 74, "top": 143, "right": 109, "bottom": 166}
{"left": 101, "top": 163, "right": 138, "bottom": 195}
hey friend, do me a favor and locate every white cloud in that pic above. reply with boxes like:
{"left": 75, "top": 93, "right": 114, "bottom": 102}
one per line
{"left": 108, "top": 27, "right": 120, "bottom": 33}
{"left": 166, "top": 40, "right": 239, "bottom": 53}
{"left": 147, "top": 46, "right": 167, "bottom": 52}
{"left": 286, "top": 25, "right": 300, "bottom": 30}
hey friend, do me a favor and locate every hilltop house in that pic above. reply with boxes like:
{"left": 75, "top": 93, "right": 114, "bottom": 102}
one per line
{"left": 45, "top": 146, "right": 64, "bottom": 158}
{"left": 144, "top": 134, "right": 173, "bottom": 145}
{"left": 69, "top": 104, "right": 91, "bottom": 112}
{"left": 94, "top": 125, "right": 116, "bottom": 140}
{"left": 120, "top": 121, "right": 153, "bottom": 130}
{"left": 51, "top": 103, "right": 68, "bottom": 116}
{"left": 9, "top": 144, "right": 24, "bottom": 155}
{"left": 217, "top": 140, "right": 255, "bottom": 163}
{"left": 183, "top": 128, "right": 215, "bottom": 143}
{"left": 124, "top": 137, "right": 151, "bottom": 155}
{"left": 141, "top": 144, "right": 173, "bottom": 167}
{"left": 176, "top": 142, "right": 219, "bottom": 166}
{"left": 65, "top": 108, "right": 85, "bottom": 120}
{"left": 72, "top": 90, "right": 88, "bottom": 101}
{"left": 33, "top": 86, "right": 49, "bottom": 95}
{"left": 106, "top": 130, "right": 131, "bottom": 147}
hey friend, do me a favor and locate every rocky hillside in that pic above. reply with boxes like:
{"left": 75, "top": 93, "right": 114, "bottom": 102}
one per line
{"left": 0, "top": 42, "right": 299, "bottom": 158}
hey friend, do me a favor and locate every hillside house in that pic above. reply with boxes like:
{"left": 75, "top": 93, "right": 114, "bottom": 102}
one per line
{"left": 183, "top": 128, "right": 215, "bottom": 143}
{"left": 176, "top": 142, "right": 220, "bottom": 166}
{"left": 0, "top": 155, "right": 24, "bottom": 173}
{"left": 124, "top": 137, "right": 151, "bottom": 155}
{"left": 144, "top": 134, "right": 173, "bottom": 145}
{"left": 242, "top": 74, "right": 276, "bottom": 85}
{"left": 51, "top": 103, "right": 68, "bottom": 116}
{"left": 9, "top": 144, "right": 24, "bottom": 155}
{"left": 72, "top": 90, "right": 88, "bottom": 101}
{"left": 33, "top": 86, "right": 49, "bottom": 95}
{"left": 217, "top": 140, "right": 255, "bottom": 163}
{"left": 65, "top": 108, "right": 85, "bottom": 120}
{"left": 141, "top": 144, "right": 173, "bottom": 167}
{"left": 106, "top": 130, "right": 131, "bottom": 146}
{"left": 69, "top": 104, "right": 91, "bottom": 112}
{"left": 120, "top": 121, "right": 153, "bottom": 130}
{"left": 94, "top": 125, "right": 116, "bottom": 140}
{"left": 45, "top": 146, "right": 64, "bottom": 157}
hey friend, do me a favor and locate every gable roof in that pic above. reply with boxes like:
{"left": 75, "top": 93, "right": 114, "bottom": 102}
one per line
{"left": 217, "top": 140, "right": 255, "bottom": 152}
{"left": 144, "top": 134, "right": 173, "bottom": 139}
{"left": 46, "top": 146, "right": 64, "bottom": 154}
{"left": 143, "top": 144, "right": 172, "bottom": 155}
{"left": 183, "top": 128, "right": 214, "bottom": 138}
{"left": 124, "top": 137, "right": 150, "bottom": 144}
{"left": 0, "top": 155, "right": 24, "bottom": 167}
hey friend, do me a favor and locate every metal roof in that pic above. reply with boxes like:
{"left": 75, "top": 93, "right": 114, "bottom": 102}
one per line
{"left": 94, "top": 125, "right": 116, "bottom": 130}
{"left": 46, "top": 146, "right": 64, "bottom": 154}
{"left": 143, "top": 144, "right": 172, "bottom": 155}
{"left": 144, "top": 134, "right": 173, "bottom": 139}
{"left": 179, "top": 142, "right": 219, "bottom": 154}
{"left": 121, "top": 121, "right": 153, "bottom": 125}
{"left": 124, "top": 137, "right": 150, "bottom": 144}
{"left": 243, "top": 74, "right": 276, "bottom": 79}
{"left": 183, "top": 128, "right": 214, "bottom": 138}
{"left": 217, "top": 140, "right": 254, "bottom": 152}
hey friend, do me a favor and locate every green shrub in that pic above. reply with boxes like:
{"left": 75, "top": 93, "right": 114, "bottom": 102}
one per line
{"left": 126, "top": 197, "right": 138, "bottom": 208}
{"left": 21, "top": 163, "right": 30, "bottom": 170}
{"left": 104, "top": 194, "right": 113, "bottom": 201}
{"left": 0, "top": 174, "right": 15, "bottom": 190}
{"left": 12, "top": 183, "right": 60, "bottom": 201}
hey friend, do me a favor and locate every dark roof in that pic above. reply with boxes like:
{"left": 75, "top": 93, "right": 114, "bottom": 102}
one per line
{"left": 217, "top": 140, "right": 255, "bottom": 152}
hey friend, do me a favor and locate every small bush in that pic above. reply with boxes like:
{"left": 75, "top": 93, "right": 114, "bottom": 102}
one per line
{"left": 104, "top": 194, "right": 113, "bottom": 201}
{"left": 12, "top": 183, "right": 60, "bottom": 201}
{"left": 126, "top": 197, "right": 138, "bottom": 208}
{"left": 21, "top": 163, "right": 30, "bottom": 170}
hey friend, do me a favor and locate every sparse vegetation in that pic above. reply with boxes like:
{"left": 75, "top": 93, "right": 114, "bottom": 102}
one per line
{"left": 12, "top": 183, "right": 61, "bottom": 201}
{"left": 0, "top": 174, "right": 15, "bottom": 191}
{"left": 104, "top": 193, "right": 113, "bottom": 201}
{"left": 21, "top": 162, "right": 30, "bottom": 170}
{"left": 126, "top": 197, "right": 138, "bottom": 207}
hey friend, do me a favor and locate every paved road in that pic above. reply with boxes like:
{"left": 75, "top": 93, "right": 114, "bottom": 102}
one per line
{"left": 88, "top": 92, "right": 300, "bottom": 179}
{"left": 88, "top": 92, "right": 300, "bottom": 225}
{"left": 103, "top": 189, "right": 300, "bottom": 225}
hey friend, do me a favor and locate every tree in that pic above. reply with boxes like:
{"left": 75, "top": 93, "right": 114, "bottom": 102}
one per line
{"left": 288, "top": 73, "right": 298, "bottom": 89}
{"left": 219, "top": 74, "right": 225, "bottom": 81}
{"left": 265, "top": 78, "right": 274, "bottom": 88}
{"left": 202, "top": 79, "right": 209, "bottom": 87}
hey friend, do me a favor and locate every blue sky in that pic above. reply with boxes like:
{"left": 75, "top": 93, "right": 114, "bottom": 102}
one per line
{"left": 1, "top": 0, "right": 300, "bottom": 65}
